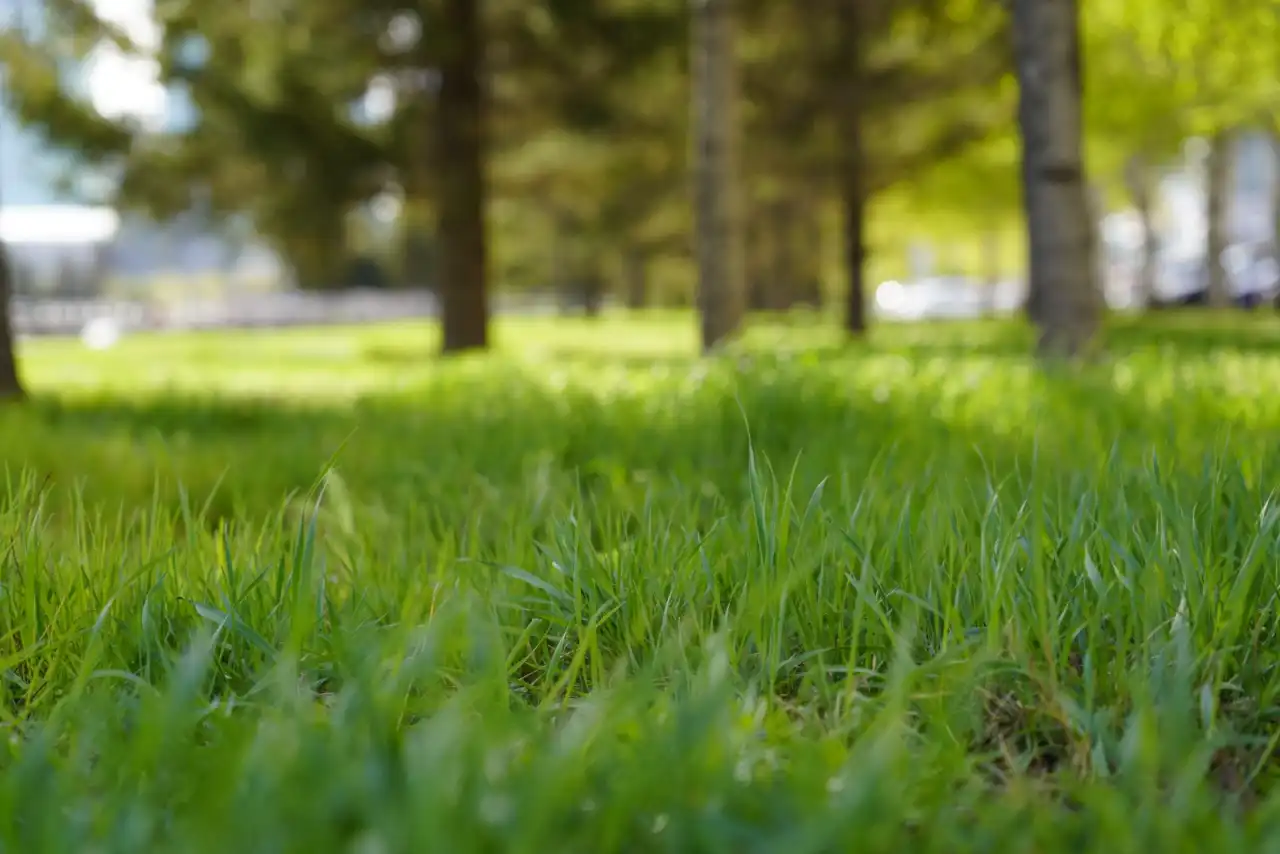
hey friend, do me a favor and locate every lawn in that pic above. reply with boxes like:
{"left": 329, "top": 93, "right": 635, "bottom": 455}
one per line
{"left": 4, "top": 311, "right": 1280, "bottom": 851}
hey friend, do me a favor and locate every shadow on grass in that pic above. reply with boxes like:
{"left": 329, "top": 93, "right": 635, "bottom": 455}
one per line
{"left": 830, "top": 312, "right": 1280, "bottom": 361}
{"left": 356, "top": 312, "right": 1280, "bottom": 373}
{"left": 361, "top": 344, "right": 436, "bottom": 365}
{"left": 0, "top": 366, "right": 1029, "bottom": 525}
{"left": 7, "top": 312, "right": 1280, "bottom": 528}
{"left": 1104, "top": 312, "right": 1280, "bottom": 355}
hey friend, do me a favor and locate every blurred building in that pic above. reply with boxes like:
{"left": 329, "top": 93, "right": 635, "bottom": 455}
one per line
{"left": 1, "top": 201, "right": 286, "bottom": 297}
{"left": 0, "top": 0, "right": 285, "bottom": 296}
{"left": 1130, "top": 130, "right": 1279, "bottom": 303}
{"left": 0, "top": 205, "right": 118, "bottom": 296}
{"left": 104, "top": 211, "right": 285, "bottom": 292}
{"left": 1159, "top": 131, "right": 1277, "bottom": 256}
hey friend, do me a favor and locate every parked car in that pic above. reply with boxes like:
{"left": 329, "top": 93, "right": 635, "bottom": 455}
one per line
{"left": 873, "top": 276, "right": 1023, "bottom": 322}
{"left": 1151, "top": 242, "right": 1280, "bottom": 309}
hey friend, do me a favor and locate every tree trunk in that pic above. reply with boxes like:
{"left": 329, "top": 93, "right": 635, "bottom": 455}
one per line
{"left": 623, "top": 248, "right": 649, "bottom": 309}
{"left": 797, "top": 206, "right": 824, "bottom": 308}
{"left": 691, "top": 0, "right": 745, "bottom": 352}
{"left": 839, "top": 169, "right": 868, "bottom": 334}
{"left": 0, "top": 242, "right": 24, "bottom": 401}
{"left": 1205, "top": 132, "right": 1232, "bottom": 308}
{"left": 837, "top": 0, "right": 868, "bottom": 335}
{"left": 1019, "top": 63, "right": 1044, "bottom": 326}
{"left": 1124, "top": 154, "right": 1157, "bottom": 309}
{"left": 1088, "top": 182, "right": 1109, "bottom": 313}
{"left": 551, "top": 210, "right": 575, "bottom": 314}
{"left": 1012, "top": 0, "right": 1099, "bottom": 358}
{"left": 745, "top": 203, "right": 769, "bottom": 311}
{"left": 766, "top": 198, "right": 799, "bottom": 310}
{"left": 580, "top": 259, "right": 604, "bottom": 317}
{"left": 436, "top": 0, "right": 490, "bottom": 353}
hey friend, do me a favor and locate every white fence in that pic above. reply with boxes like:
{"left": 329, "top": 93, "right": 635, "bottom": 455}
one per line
{"left": 11, "top": 289, "right": 576, "bottom": 337}
{"left": 157, "top": 290, "right": 440, "bottom": 331}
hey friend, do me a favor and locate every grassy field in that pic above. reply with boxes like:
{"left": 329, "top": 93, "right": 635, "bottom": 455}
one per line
{"left": 5, "top": 311, "right": 1280, "bottom": 850}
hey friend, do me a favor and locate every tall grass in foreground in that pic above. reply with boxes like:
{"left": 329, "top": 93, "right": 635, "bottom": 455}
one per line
{"left": 3, "top": 315, "right": 1280, "bottom": 850}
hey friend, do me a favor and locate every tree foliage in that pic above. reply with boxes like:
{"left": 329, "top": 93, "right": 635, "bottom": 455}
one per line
{"left": 3, "top": 0, "right": 1022, "bottom": 301}
{"left": 7, "top": 0, "right": 1271, "bottom": 355}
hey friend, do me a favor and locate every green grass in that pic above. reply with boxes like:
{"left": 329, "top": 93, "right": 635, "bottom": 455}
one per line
{"left": 6, "top": 311, "right": 1280, "bottom": 851}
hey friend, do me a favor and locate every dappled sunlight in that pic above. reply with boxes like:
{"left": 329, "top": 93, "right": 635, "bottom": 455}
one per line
{"left": 11, "top": 313, "right": 1280, "bottom": 509}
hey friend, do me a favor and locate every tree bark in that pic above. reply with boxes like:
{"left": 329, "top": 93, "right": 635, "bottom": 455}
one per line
{"left": 837, "top": 0, "right": 868, "bottom": 335}
{"left": 1124, "top": 154, "right": 1157, "bottom": 309}
{"left": 1205, "top": 132, "right": 1232, "bottom": 308}
{"left": 436, "top": 0, "right": 490, "bottom": 353}
{"left": 691, "top": 0, "right": 745, "bottom": 352}
{"left": 1012, "top": 0, "right": 1099, "bottom": 358}
{"left": 0, "top": 242, "right": 24, "bottom": 401}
